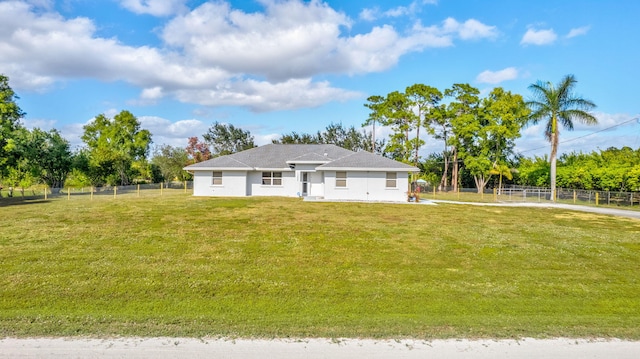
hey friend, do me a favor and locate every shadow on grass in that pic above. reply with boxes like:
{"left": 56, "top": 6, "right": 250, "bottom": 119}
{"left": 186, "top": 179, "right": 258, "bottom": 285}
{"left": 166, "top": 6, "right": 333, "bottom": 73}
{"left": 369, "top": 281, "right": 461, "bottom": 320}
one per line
{"left": 0, "top": 198, "right": 51, "bottom": 207}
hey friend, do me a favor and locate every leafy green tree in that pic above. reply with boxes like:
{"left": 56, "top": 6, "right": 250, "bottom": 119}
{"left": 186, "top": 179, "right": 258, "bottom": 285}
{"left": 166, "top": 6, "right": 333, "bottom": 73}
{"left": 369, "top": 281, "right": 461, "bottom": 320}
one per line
{"left": 439, "top": 86, "right": 528, "bottom": 193}
{"left": 430, "top": 104, "right": 454, "bottom": 190}
{"left": 273, "top": 123, "right": 379, "bottom": 153}
{"left": 406, "top": 84, "right": 442, "bottom": 166}
{"left": 152, "top": 145, "right": 190, "bottom": 182}
{"left": 203, "top": 122, "right": 255, "bottom": 157}
{"left": 65, "top": 149, "right": 93, "bottom": 187}
{"left": 81, "top": 110, "right": 152, "bottom": 186}
{"left": 363, "top": 95, "right": 385, "bottom": 153}
{"left": 515, "top": 156, "right": 550, "bottom": 187}
{"left": 320, "top": 123, "right": 374, "bottom": 152}
{"left": 483, "top": 88, "right": 530, "bottom": 163}
{"left": 0, "top": 74, "right": 25, "bottom": 178}
{"left": 24, "top": 128, "right": 72, "bottom": 188}
{"left": 445, "top": 83, "right": 481, "bottom": 192}
{"left": 381, "top": 91, "right": 415, "bottom": 163}
{"left": 526, "top": 74, "right": 597, "bottom": 201}
{"left": 626, "top": 165, "right": 640, "bottom": 191}
{"left": 489, "top": 163, "right": 514, "bottom": 195}
{"left": 273, "top": 132, "right": 322, "bottom": 144}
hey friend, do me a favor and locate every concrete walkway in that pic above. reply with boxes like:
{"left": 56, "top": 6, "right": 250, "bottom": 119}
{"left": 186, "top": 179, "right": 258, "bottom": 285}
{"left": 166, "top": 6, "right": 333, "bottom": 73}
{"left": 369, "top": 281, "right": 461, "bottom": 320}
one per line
{"left": 429, "top": 199, "right": 640, "bottom": 219}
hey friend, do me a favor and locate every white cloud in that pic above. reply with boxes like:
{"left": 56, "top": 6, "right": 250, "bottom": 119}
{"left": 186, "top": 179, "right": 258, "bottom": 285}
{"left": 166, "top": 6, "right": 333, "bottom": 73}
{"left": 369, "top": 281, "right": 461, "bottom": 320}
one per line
{"left": 161, "top": 0, "right": 353, "bottom": 80}
{"left": 585, "top": 112, "right": 636, "bottom": 131}
{"left": 383, "top": 4, "right": 414, "bottom": 18}
{"left": 134, "top": 86, "right": 164, "bottom": 105}
{"left": 1, "top": 1, "right": 497, "bottom": 113}
{"left": 24, "top": 0, "right": 53, "bottom": 10}
{"left": 520, "top": 28, "right": 557, "bottom": 45}
{"left": 118, "top": 0, "right": 188, "bottom": 16}
{"left": 359, "top": 7, "right": 378, "bottom": 21}
{"left": 254, "top": 133, "right": 281, "bottom": 146}
{"left": 476, "top": 67, "right": 519, "bottom": 84}
{"left": 139, "top": 116, "right": 209, "bottom": 148}
{"left": 566, "top": 26, "right": 590, "bottom": 38}
{"left": 174, "top": 78, "right": 362, "bottom": 112}
{"left": 21, "top": 118, "right": 57, "bottom": 130}
{"left": 442, "top": 18, "right": 498, "bottom": 40}
{"left": 359, "top": 0, "right": 437, "bottom": 21}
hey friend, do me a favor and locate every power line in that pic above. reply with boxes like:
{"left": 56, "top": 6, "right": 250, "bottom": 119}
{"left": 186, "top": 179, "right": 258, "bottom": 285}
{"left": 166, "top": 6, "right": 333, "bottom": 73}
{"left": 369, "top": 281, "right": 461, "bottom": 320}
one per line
{"left": 517, "top": 117, "right": 640, "bottom": 155}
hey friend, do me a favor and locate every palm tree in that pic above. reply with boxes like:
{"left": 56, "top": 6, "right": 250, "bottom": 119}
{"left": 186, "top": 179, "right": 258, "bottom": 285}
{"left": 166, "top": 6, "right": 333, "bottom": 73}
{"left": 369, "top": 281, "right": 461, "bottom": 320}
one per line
{"left": 526, "top": 74, "right": 597, "bottom": 201}
{"left": 489, "top": 163, "right": 514, "bottom": 195}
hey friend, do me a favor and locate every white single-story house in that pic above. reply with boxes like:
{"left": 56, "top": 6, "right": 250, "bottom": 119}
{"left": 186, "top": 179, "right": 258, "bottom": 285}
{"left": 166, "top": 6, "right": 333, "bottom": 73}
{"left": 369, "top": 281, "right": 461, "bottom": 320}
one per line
{"left": 183, "top": 144, "right": 419, "bottom": 202}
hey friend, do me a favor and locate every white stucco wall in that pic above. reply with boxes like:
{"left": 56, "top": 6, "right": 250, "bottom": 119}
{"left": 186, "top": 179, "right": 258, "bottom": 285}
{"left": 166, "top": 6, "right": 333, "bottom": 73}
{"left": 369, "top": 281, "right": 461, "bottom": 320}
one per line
{"left": 293, "top": 164, "right": 325, "bottom": 198}
{"left": 192, "top": 168, "right": 411, "bottom": 201}
{"left": 247, "top": 170, "right": 298, "bottom": 197}
{"left": 323, "top": 171, "right": 409, "bottom": 202}
{"left": 192, "top": 171, "right": 247, "bottom": 196}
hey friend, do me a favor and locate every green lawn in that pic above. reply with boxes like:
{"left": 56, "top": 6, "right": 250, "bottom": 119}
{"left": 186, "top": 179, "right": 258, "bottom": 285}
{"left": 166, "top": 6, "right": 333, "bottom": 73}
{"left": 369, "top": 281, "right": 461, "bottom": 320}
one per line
{"left": 1, "top": 193, "right": 639, "bottom": 339}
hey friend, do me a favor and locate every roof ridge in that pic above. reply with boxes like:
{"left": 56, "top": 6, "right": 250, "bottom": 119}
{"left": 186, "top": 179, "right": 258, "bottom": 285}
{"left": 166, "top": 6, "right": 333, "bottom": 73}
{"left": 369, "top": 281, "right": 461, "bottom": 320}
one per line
{"left": 227, "top": 155, "right": 252, "bottom": 168}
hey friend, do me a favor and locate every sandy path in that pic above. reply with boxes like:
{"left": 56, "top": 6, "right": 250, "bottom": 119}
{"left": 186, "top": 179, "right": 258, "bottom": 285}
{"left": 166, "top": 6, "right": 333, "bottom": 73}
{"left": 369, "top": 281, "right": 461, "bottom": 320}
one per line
{"left": 429, "top": 199, "right": 640, "bottom": 219}
{"left": 1, "top": 337, "right": 639, "bottom": 358}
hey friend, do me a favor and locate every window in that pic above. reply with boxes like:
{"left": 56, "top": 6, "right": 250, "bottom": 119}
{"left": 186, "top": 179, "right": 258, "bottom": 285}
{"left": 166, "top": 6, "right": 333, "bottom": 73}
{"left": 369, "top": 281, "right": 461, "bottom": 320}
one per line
{"left": 262, "top": 172, "right": 282, "bottom": 186}
{"left": 335, "top": 171, "right": 347, "bottom": 187}
{"left": 386, "top": 172, "right": 397, "bottom": 188}
{"left": 212, "top": 171, "right": 222, "bottom": 185}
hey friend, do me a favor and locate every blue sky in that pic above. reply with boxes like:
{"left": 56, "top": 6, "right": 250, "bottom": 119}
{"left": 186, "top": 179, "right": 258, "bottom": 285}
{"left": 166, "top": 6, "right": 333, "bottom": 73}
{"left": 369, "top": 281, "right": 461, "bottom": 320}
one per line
{"left": 3, "top": 0, "right": 640, "bottom": 158}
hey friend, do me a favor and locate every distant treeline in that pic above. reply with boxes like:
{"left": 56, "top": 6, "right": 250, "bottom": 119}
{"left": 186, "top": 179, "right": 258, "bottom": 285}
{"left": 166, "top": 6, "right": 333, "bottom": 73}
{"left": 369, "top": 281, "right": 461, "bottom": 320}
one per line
{"left": 2, "top": 73, "right": 637, "bottom": 193}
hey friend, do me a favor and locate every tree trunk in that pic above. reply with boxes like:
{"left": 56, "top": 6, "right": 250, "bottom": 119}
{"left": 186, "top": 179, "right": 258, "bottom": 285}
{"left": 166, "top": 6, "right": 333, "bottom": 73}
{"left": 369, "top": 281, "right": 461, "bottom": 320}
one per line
{"left": 474, "top": 175, "right": 486, "bottom": 194}
{"left": 550, "top": 135, "right": 558, "bottom": 202}
{"left": 550, "top": 118, "right": 559, "bottom": 202}
{"left": 452, "top": 147, "right": 458, "bottom": 192}
{"left": 415, "top": 125, "right": 420, "bottom": 166}
{"left": 439, "top": 130, "right": 449, "bottom": 192}
{"left": 371, "top": 120, "right": 376, "bottom": 153}
{"left": 439, "top": 153, "right": 449, "bottom": 192}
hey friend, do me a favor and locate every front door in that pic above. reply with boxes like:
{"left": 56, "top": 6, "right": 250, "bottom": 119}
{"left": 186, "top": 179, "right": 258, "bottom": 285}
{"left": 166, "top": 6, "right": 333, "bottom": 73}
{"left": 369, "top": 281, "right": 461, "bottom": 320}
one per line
{"left": 301, "top": 172, "right": 309, "bottom": 196}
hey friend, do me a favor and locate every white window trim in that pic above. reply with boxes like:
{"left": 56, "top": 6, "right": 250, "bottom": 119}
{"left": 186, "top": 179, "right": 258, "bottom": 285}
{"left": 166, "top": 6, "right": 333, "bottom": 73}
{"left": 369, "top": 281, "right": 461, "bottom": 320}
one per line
{"left": 262, "top": 171, "right": 283, "bottom": 186}
{"left": 385, "top": 172, "right": 397, "bottom": 188}
{"left": 212, "top": 171, "right": 223, "bottom": 186}
{"left": 335, "top": 171, "right": 347, "bottom": 188}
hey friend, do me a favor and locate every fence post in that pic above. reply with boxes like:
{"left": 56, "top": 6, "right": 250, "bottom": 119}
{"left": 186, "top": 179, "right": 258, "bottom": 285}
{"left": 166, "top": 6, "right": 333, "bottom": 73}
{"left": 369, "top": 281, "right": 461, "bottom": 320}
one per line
{"left": 433, "top": 186, "right": 436, "bottom": 199}
{"left": 137, "top": 184, "right": 140, "bottom": 197}
{"left": 67, "top": 188, "right": 70, "bottom": 200}
{"left": 595, "top": 192, "right": 599, "bottom": 206}
{"left": 607, "top": 191, "right": 610, "bottom": 205}
{"left": 493, "top": 187, "right": 497, "bottom": 202}
{"left": 160, "top": 182, "right": 163, "bottom": 196}
{"left": 44, "top": 186, "right": 48, "bottom": 200}
{"left": 573, "top": 190, "right": 576, "bottom": 204}
{"left": 91, "top": 186, "right": 94, "bottom": 200}
{"left": 184, "top": 181, "right": 187, "bottom": 193}
{"left": 114, "top": 186, "right": 117, "bottom": 199}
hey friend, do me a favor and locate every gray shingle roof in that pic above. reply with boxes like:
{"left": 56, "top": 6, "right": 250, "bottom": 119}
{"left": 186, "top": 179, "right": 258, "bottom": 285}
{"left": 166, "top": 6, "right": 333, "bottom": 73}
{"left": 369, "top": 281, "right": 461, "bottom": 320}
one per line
{"left": 183, "top": 144, "right": 418, "bottom": 171}
{"left": 316, "top": 151, "right": 419, "bottom": 171}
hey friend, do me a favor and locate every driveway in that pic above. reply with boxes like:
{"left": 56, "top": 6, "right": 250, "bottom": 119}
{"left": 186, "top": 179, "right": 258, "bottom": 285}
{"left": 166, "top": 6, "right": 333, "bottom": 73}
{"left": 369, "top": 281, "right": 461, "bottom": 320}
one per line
{"left": 429, "top": 200, "right": 640, "bottom": 219}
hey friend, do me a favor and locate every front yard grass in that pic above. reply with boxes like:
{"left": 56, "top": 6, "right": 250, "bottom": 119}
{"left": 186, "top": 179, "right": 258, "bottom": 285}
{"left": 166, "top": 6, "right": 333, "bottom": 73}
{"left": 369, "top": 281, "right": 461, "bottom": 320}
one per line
{"left": 1, "top": 194, "right": 639, "bottom": 339}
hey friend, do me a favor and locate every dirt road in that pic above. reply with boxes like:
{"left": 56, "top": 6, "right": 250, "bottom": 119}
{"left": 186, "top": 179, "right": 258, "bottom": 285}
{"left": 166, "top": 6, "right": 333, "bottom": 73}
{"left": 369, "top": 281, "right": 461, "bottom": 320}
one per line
{"left": 1, "top": 337, "right": 639, "bottom": 358}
